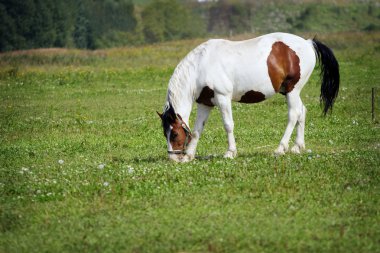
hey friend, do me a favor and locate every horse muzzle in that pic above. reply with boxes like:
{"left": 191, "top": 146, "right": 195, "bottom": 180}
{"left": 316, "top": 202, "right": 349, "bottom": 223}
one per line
{"left": 168, "top": 151, "right": 185, "bottom": 162}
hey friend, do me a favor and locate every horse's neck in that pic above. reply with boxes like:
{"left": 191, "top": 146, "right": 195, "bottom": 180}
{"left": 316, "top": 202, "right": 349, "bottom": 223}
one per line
{"left": 165, "top": 43, "right": 206, "bottom": 125}
{"left": 166, "top": 84, "right": 193, "bottom": 126}
{"left": 166, "top": 72, "right": 196, "bottom": 126}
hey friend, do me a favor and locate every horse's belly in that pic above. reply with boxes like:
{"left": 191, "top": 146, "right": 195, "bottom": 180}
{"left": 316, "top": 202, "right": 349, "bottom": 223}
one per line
{"left": 232, "top": 76, "right": 276, "bottom": 103}
{"left": 232, "top": 88, "right": 275, "bottom": 103}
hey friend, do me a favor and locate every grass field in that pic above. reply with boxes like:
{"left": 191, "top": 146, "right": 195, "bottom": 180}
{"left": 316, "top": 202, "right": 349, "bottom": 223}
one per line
{"left": 0, "top": 31, "right": 379, "bottom": 252}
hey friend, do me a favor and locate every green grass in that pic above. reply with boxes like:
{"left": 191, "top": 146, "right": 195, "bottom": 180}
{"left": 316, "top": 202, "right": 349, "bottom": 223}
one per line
{"left": 1, "top": 32, "right": 379, "bottom": 252}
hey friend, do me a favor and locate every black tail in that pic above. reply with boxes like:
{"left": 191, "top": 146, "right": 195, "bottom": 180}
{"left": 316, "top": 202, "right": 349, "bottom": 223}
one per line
{"left": 312, "top": 38, "right": 340, "bottom": 115}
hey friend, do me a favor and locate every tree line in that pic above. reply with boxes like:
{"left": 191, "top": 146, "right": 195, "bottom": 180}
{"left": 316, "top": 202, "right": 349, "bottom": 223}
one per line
{"left": 0, "top": 0, "right": 138, "bottom": 51}
{"left": 0, "top": 0, "right": 256, "bottom": 52}
{"left": 0, "top": 0, "right": 377, "bottom": 52}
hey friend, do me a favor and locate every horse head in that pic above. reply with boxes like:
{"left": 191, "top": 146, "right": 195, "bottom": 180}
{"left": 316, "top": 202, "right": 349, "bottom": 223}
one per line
{"left": 157, "top": 104, "right": 192, "bottom": 162}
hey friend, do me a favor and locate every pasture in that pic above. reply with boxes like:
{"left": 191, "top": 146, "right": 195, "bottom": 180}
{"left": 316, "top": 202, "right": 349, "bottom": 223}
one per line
{"left": 0, "top": 32, "right": 379, "bottom": 252}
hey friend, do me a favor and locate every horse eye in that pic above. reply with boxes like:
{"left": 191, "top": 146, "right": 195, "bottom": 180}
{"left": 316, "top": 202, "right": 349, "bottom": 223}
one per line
{"left": 171, "top": 132, "right": 178, "bottom": 139}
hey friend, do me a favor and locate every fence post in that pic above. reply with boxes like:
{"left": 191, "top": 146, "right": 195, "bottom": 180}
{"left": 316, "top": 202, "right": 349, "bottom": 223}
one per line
{"left": 372, "top": 87, "right": 376, "bottom": 122}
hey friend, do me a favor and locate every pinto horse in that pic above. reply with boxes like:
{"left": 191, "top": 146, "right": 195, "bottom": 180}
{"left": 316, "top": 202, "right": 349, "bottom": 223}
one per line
{"left": 158, "top": 33, "right": 339, "bottom": 162}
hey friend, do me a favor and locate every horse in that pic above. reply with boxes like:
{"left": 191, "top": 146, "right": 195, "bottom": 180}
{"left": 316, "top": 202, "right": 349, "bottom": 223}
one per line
{"left": 157, "top": 32, "right": 339, "bottom": 162}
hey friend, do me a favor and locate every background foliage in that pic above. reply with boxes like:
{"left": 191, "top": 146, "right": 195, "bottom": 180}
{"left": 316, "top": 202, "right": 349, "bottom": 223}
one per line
{"left": 0, "top": 0, "right": 379, "bottom": 51}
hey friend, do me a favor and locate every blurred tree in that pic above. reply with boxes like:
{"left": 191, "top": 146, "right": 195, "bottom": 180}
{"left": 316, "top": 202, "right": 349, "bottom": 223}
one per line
{"left": 141, "top": 0, "right": 166, "bottom": 42}
{"left": 0, "top": 2, "right": 17, "bottom": 51}
{"left": 87, "top": 0, "right": 137, "bottom": 47}
{"left": 1, "top": 0, "right": 36, "bottom": 50}
{"left": 52, "top": 0, "right": 74, "bottom": 47}
{"left": 208, "top": 0, "right": 252, "bottom": 35}
{"left": 73, "top": 1, "right": 94, "bottom": 49}
{"left": 142, "top": 0, "right": 205, "bottom": 43}
{"left": 31, "top": 0, "right": 55, "bottom": 48}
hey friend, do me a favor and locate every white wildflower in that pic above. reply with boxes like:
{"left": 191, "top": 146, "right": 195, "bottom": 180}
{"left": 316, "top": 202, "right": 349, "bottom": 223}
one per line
{"left": 103, "top": 182, "right": 109, "bottom": 187}
{"left": 58, "top": 159, "right": 64, "bottom": 165}
{"left": 128, "top": 166, "right": 134, "bottom": 174}
{"left": 98, "top": 164, "right": 105, "bottom": 170}
{"left": 20, "top": 167, "right": 29, "bottom": 174}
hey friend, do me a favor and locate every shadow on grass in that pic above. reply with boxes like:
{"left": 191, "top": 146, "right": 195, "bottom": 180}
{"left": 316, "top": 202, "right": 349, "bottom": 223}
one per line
{"left": 131, "top": 155, "right": 168, "bottom": 163}
{"left": 130, "top": 155, "right": 221, "bottom": 163}
{"left": 126, "top": 150, "right": 281, "bottom": 164}
{"left": 195, "top": 151, "right": 274, "bottom": 161}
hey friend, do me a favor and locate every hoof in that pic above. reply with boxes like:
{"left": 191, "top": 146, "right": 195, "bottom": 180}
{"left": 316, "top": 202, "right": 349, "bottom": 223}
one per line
{"left": 290, "top": 144, "right": 304, "bottom": 154}
{"left": 290, "top": 145, "right": 301, "bottom": 154}
{"left": 274, "top": 144, "right": 287, "bottom": 156}
{"left": 274, "top": 149, "right": 285, "bottom": 156}
{"left": 224, "top": 150, "right": 237, "bottom": 159}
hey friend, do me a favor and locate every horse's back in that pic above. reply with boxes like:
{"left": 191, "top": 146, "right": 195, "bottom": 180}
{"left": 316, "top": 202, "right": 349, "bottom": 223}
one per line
{"left": 195, "top": 33, "right": 316, "bottom": 102}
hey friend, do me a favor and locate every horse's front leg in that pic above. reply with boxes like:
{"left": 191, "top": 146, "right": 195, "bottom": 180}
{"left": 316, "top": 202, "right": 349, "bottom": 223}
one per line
{"left": 183, "top": 104, "right": 212, "bottom": 162}
{"left": 215, "top": 95, "right": 237, "bottom": 159}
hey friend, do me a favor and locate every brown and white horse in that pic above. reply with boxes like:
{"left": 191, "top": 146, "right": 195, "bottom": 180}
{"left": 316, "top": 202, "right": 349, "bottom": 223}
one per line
{"left": 158, "top": 33, "right": 339, "bottom": 162}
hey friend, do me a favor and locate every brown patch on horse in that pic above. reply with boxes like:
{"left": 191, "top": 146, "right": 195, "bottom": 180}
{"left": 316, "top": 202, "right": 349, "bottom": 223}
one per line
{"left": 169, "top": 119, "right": 190, "bottom": 151}
{"left": 239, "top": 90, "right": 266, "bottom": 103}
{"left": 267, "top": 41, "right": 301, "bottom": 95}
{"left": 196, "top": 86, "right": 214, "bottom": 106}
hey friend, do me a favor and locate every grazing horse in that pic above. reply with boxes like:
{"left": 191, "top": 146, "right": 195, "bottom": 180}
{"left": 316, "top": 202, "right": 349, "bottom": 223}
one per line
{"left": 157, "top": 32, "right": 339, "bottom": 162}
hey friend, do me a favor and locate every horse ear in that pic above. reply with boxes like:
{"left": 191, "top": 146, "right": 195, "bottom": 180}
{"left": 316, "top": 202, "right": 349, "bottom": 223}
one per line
{"left": 156, "top": 111, "right": 163, "bottom": 119}
{"left": 167, "top": 104, "right": 176, "bottom": 120}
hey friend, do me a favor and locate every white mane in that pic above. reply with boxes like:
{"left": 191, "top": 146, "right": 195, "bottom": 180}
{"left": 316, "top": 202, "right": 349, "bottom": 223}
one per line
{"left": 164, "top": 41, "right": 209, "bottom": 113}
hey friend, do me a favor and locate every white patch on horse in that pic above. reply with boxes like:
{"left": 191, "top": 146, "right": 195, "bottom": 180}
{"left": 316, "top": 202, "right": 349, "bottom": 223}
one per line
{"left": 166, "top": 125, "right": 174, "bottom": 152}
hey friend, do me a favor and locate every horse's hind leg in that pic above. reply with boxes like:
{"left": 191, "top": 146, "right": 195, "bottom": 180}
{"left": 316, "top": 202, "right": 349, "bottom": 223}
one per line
{"left": 184, "top": 104, "right": 212, "bottom": 161}
{"left": 275, "top": 92, "right": 305, "bottom": 155}
{"left": 215, "top": 94, "right": 237, "bottom": 158}
{"left": 291, "top": 104, "right": 306, "bottom": 154}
